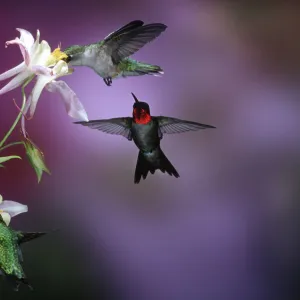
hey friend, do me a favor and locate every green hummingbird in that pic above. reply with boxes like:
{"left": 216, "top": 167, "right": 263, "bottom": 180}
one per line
{"left": 63, "top": 20, "right": 167, "bottom": 86}
{"left": 0, "top": 215, "right": 46, "bottom": 291}
{"left": 75, "top": 93, "right": 216, "bottom": 183}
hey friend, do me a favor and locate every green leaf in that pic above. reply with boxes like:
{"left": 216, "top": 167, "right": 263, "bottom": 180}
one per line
{"left": 0, "top": 155, "right": 21, "bottom": 164}
{"left": 24, "top": 139, "right": 51, "bottom": 183}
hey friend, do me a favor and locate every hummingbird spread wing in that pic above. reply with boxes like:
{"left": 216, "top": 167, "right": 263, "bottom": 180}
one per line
{"left": 75, "top": 118, "right": 133, "bottom": 140}
{"left": 155, "top": 117, "right": 216, "bottom": 137}
{"left": 103, "top": 22, "right": 167, "bottom": 64}
{"left": 64, "top": 21, "right": 144, "bottom": 57}
{"left": 103, "top": 20, "right": 144, "bottom": 41}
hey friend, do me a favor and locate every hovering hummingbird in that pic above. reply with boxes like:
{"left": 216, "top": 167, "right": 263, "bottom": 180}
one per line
{"left": 0, "top": 215, "right": 46, "bottom": 291}
{"left": 75, "top": 93, "right": 216, "bottom": 183}
{"left": 63, "top": 20, "right": 167, "bottom": 86}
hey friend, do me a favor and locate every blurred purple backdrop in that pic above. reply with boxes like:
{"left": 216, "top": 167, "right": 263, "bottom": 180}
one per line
{"left": 1, "top": 1, "right": 300, "bottom": 299}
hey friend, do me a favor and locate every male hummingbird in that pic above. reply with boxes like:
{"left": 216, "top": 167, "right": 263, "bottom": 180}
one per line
{"left": 75, "top": 93, "right": 216, "bottom": 183}
{"left": 63, "top": 20, "right": 167, "bottom": 86}
{"left": 0, "top": 215, "right": 46, "bottom": 291}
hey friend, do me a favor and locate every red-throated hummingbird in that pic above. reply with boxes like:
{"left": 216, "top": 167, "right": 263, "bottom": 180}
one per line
{"left": 75, "top": 93, "right": 216, "bottom": 183}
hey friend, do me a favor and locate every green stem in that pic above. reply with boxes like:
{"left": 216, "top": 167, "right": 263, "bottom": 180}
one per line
{"left": 0, "top": 76, "right": 34, "bottom": 148}
{"left": 0, "top": 141, "right": 24, "bottom": 153}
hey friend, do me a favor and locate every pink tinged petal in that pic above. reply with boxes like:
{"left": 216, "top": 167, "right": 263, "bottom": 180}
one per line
{"left": 0, "top": 200, "right": 28, "bottom": 217}
{"left": 46, "top": 81, "right": 89, "bottom": 121}
{"left": 0, "top": 70, "right": 32, "bottom": 95}
{"left": 31, "top": 65, "right": 52, "bottom": 76}
{"left": 6, "top": 39, "right": 30, "bottom": 66}
{"left": 29, "top": 76, "right": 52, "bottom": 117}
{"left": 0, "top": 212, "right": 11, "bottom": 226}
{"left": 16, "top": 28, "right": 34, "bottom": 50}
{"left": 0, "top": 62, "right": 25, "bottom": 81}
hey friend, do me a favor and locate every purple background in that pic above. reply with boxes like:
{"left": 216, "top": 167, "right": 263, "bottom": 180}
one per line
{"left": 1, "top": 1, "right": 300, "bottom": 299}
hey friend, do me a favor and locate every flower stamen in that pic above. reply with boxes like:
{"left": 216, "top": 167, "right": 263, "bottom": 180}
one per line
{"left": 46, "top": 47, "right": 68, "bottom": 66}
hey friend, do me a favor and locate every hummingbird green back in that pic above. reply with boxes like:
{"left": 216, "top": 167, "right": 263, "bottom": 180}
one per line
{"left": 0, "top": 222, "right": 24, "bottom": 280}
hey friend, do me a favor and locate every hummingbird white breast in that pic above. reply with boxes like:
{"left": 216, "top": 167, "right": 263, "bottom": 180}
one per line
{"left": 81, "top": 47, "right": 117, "bottom": 78}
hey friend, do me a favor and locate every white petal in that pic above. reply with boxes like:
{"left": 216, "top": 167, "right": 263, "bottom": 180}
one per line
{"left": 0, "top": 70, "right": 32, "bottom": 95}
{"left": 30, "top": 29, "right": 40, "bottom": 56}
{"left": 0, "top": 62, "right": 26, "bottom": 81}
{"left": 0, "top": 200, "right": 28, "bottom": 217}
{"left": 6, "top": 38, "right": 30, "bottom": 66}
{"left": 35, "top": 30, "right": 40, "bottom": 44}
{"left": 31, "top": 65, "right": 52, "bottom": 76}
{"left": 0, "top": 212, "right": 11, "bottom": 226}
{"left": 29, "top": 75, "right": 52, "bottom": 117}
{"left": 52, "top": 60, "right": 69, "bottom": 77}
{"left": 16, "top": 28, "right": 34, "bottom": 51}
{"left": 46, "top": 81, "right": 89, "bottom": 121}
{"left": 31, "top": 40, "right": 51, "bottom": 66}
{"left": 0, "top": 195, "right": 2, "bottom": 203}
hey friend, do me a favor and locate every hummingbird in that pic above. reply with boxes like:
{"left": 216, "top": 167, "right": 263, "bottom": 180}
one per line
{"left": 63, "top": 20, "right": 167, "bottom": 87}
{"left": 75, "top": 93, "right": 216, "bottom": 183}
{"left": 0, "top": 215, "right": 46, "bottom": 291}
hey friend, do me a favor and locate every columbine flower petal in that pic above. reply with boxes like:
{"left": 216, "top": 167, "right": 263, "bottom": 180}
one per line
{"left": 28, "top": 75, "right": 53, "bottom": 117}
{"left": 0, "top": 212, "right": 11, "bottom": 226}
{"left": 31, "top": 65, "right": 52, "bottom": 76}
{"left": 0, "top": 28, "right": 51, "bottom": 97}
{"left": 0, "top": 195, "right": 28, "bottom": 226}
{"left": 46, "top": 80, "right": 89, "bottom": 121}
{"left": 0, "top": 62, "right": 25, "bottom": 81}
{"left": 0, "top": 200, "right": 28, "bottom": 217}
{"left": 28, "top": 61, "right": 78, "bottom": 119}
{"left": 30, "top": 40, "right": 51, "bottom": 66}
{"left": 1, "top": 28, "right": 88, "bottom": 130}
{"left": 6, "top": 38, "right": 30, "bottom": 66}
{"left": 16, "top": 28, "right": 34, "bottom": 51}
{"left": 52, "top": 60, "right": 69, "bottom": 77}
{"left": 0, "top": 70, "right": 32, "bottom": 95}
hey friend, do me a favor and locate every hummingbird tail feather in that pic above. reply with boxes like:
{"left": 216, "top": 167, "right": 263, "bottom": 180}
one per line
{"left": 134, "top": 148, "right": 179, "bottom": 183}
{"left": 120, "top": 60, "right": 164, "bottom": 78}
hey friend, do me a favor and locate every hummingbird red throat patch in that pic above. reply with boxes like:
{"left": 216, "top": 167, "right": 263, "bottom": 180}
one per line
{"left": 133, "top": 108, "right": 151, "bottom": 124}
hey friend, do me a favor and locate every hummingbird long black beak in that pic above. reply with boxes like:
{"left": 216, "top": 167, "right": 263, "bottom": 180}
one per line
{"left": 131, "top": 93, "right": 139, "bottom": 103}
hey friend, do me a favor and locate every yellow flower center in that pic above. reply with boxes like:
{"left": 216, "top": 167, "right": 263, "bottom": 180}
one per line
{"left": 46, "top": 47, "right": 68, "bottom": 66}
{"left": 0, "top": 210, "right": 3, "bottom": 213}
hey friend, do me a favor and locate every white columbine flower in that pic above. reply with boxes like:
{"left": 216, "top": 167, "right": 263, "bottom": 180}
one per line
{"left": 0, "top": 28, "right": 88, "bottom": 128}
{"left": 0, "top": 194, "right": 28, "bottom": 226}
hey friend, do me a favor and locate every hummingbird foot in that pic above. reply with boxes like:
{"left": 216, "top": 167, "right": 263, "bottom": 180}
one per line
{"left": 103, "top": 77, "right": 112, "bottom": 86}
